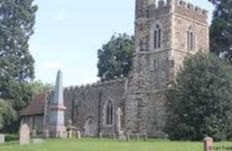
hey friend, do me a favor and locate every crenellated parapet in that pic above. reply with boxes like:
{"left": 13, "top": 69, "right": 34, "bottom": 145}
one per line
{"left": 173, "top": 0, "right": 208, "bottom": 24}
{"left": 63, "top": 78, "right": 126, "bottom": 95}
{"left": 136, "top": 0, "right": 208, "bottom": 24}
{"left": 175, "top": 0, "right": 208, "bottom": 16}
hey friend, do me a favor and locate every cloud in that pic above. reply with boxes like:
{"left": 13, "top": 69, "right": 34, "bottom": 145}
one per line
{"left": 53, "top": 12, "right": 66, "bottom": 23}
{"left": 41, "top": 61, "right": 61, "bottom": 69}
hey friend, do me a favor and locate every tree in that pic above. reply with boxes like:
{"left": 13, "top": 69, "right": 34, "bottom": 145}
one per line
{"left": 97, "top": 33, "right": 134, "bottom": 81}
{"left": 0, "top": 0, "right": 38, "bottom": 110}
{"left": 30, "top": 80, "right": 53, "bottom": 94}
{"left": 165, "top": 52, "right": 232, "bottom": 141}
{"left": 0, "top": 99, "right": 16, "bottom": 129}
{"left": 209, "top": 0, "right": 232, "bottom": 62}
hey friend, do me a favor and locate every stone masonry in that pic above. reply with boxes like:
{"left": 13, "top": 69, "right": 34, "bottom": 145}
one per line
{"left": 125, "top": 0, "right": 209, "bottom": 137}
{"left": 20, "top": 0, "right": 209, "bottom": 138}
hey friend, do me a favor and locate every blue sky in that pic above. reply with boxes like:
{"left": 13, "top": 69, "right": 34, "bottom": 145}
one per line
{"left": 30, "top": 0, "right": 214, "bottom": 86}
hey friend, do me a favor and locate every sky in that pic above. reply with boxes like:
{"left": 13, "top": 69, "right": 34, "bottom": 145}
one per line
{"left": 30, "top": 0, "right": 214, "bottom": 86}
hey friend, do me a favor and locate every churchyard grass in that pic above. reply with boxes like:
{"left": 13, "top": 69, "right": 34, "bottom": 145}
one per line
{"left": 0, "top": 138, "right": 231, "bottom": 151}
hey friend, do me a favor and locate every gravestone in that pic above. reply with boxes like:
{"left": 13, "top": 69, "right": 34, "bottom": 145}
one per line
{"left": 0, "top": 134, "right": 5, "bottom": 144}
{"left": 143, "top": 133, "right": 148, "bottom": 141}
{"left": 68, "top": 130, "right": 73, "bottom": 139}
{"left": 32, "top": 138, "right": 44, "bottom": 144}
{"left": 116, "top": 107, "right": 123, "bottom": 134}
{"left": 43, "top": 130, "right": 49, "bottom": 138}
{"left": 126, "top": 133, "right": 130, "bottom": 141}
{"left": 19, "top": 124, "right": 30, "bottom": 145}
{"left": 32, "top": 129, "right": 37, "bottom": 137}
{"left": 77, "top": 130, "right": 81, "bottom": 140}
{"left": 113, "top": 133, "right": 116, "bottom": 140}
{"left": 118, "top": 133, "right": 126, "bottom": 141}
{"left": 99, "top": 132, "right": 102, "bottom": 139}
{"left": 136, "top": 133, "right": 140, "bottom": 141}
{"left": 204, "top": 137, "right": 213, "bottom": 151}
{"left": 116, "top": 107, "right": 126, "bottom": 141}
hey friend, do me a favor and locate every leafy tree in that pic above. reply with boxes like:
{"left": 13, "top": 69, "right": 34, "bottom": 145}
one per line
{"left": 0, "top": 99, "right": 16, "bottom": 129}
{"left": 209, "top": 0, "right": 232, "bottom": 61}
{"left": 0, "top": 0, "right": 38, "bottom": 110}
{"left": 165, "top": 52, "right": 232, "bottom": 141}
{"left": 4, "top": 80, "right": 53, "bottom": 111}
{"left": 30, "top": 80, "right": 53, "bottom": 94}
{"left": 97, "top": 33, "right": 134, "bottom": 81}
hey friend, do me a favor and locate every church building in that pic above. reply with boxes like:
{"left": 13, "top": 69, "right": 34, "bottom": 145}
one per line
{"left": 20, "top": 0, "right": 209, "bottom": 138}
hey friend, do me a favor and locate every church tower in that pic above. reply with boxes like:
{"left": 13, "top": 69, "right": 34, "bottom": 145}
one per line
{"left": 125, "top": 0, "right": 209, "bottom": 137}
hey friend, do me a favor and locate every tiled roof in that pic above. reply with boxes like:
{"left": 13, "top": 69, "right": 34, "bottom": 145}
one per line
{"left": 20, "top": 93, "right": 47, "bottom": 116}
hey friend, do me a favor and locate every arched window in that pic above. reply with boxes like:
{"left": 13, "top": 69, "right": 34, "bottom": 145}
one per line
{"left": 154, "top": 25, "right": 161, "bottom": 49}
{"left": 105, "top": 101, "right": 113, "bottom": 126}
{"left": 187, "top": 27, "right": 194, "bottom": 51}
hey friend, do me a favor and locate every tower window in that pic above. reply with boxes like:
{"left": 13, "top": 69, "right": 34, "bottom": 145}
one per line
{"left": 154, "top": 25, "right": 161, "bottom": 49}
{"left": 154, "top": 60, "right": 157, "bottom": 71}
{"left": 105, "top": 100, "right": 113, "bottom": 126}
{"left": 187, "top": 27, "right": 194, "bottom": 51}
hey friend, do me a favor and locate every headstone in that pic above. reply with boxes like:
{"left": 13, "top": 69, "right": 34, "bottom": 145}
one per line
{"left": 136, "top": 133, "right": 140, "bottom": 141}
{"left": 99, "top": 132, "right": 102, "bottom": 139}
{"left": 118, "top": 133, "right": 126, "bottom": 141}
{"left": 67, "top": 119, "right": 73, "bottom": 139}
{"left": 109, "top": 133, "right": 113, "bottom": 139}
{"left": 77, "top": 130, "right": 81, "bottom": 140}
{"left": 0, "top": 134, "right": 5, "bottom": 144}
{"left": 32, "top": 129, "right": 37, "bottom": 137}
{"left": 116, "top": 107, "right": 123, "bottom": 134}
{"left": 113, "top": 133, "right": 116, "bottom": 140}
{"left": 68, "top": 130, "right": 73, "bottom": 139}
{"left": 126, "top": 133, "right": 130, "bottom": 141}
{"left": 32, "top": 138, "right": 44, "bottom": 144}
{"left": 56, "top": 130, "right": 66, "bottom": 138}
{"left": 204, "top": 137, "right": 213, "bottom": 151}
{"left": 43, "top": 130, "right": 49, "bottom": 138}
{"left": 19, "top": 124, "right": 30, "bottom": 145}
{"left": 143, "top": 133, "right": 148, "bottom": 141}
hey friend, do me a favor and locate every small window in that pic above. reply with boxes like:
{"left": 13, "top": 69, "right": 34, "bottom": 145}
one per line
{"left": 154, "top": 25, "right": 161, "bottom": 49}
{"left": 139, "top": 40, "right": 143, "bottom": 51}
{"left": 154, "top": 60, "right": 157, "bottom": 71}
{"left": 105, "top": 101, "right": 113, "bottom": 126}
{"left": 140, "top": 36, "right": 149, "bottom": 51}
{"left": 187, "top": 27, "right": 194, "bottom": 51}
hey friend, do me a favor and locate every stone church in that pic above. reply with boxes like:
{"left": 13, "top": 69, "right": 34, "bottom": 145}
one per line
{"left": 20, "top": 0, "right": 209, "bottom": 138}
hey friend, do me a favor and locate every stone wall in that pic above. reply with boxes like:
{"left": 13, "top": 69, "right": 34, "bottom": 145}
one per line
{"left": 174, "top": 0, "right": 208, "bottom": 24}
{"left": 20, "top": 0, "right": 209, "bottom": 139}
{"left": 172, "top": 0, "right": 209, "bottom": 74}
{"left": 21, "top": 115, "right": 44, "bottom": 132}
{"left": 126, "top": 0, "right": 209, "bottom": 137}
{"left": 63, "top": 79, "right": 126, "bottom": 136}
{"left": 146, "top": 90, "right": 167, "bottom": 137}
{"left": 126, "top": 0, "right": 173, "bottom": 137}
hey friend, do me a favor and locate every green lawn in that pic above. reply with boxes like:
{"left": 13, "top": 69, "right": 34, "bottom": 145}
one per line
{"left": 0, "top": 138, "right": 231, "bottom": 151}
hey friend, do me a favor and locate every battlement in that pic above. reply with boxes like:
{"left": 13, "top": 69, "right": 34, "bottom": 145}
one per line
{"left": 136, "top": 0, "right": 208, "bottom": 23}
{"left": 174, "top": 0, "right": 208, "bottom": 17}
{"left": 172, "top": 0, "right": 208, "bottom": 24}
{"left": 64, "top": 78, "right": 126, "bottom": 94}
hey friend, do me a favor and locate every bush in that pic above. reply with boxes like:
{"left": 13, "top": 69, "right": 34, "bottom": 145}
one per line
{"left": 5, "top": 134, "right": 19, "bottom": 142}
{"left": 165, "top": 52, "right": 232, "bottom": 141}
{"left": 0, "top": 99, "right": 17, "bottom": 129}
